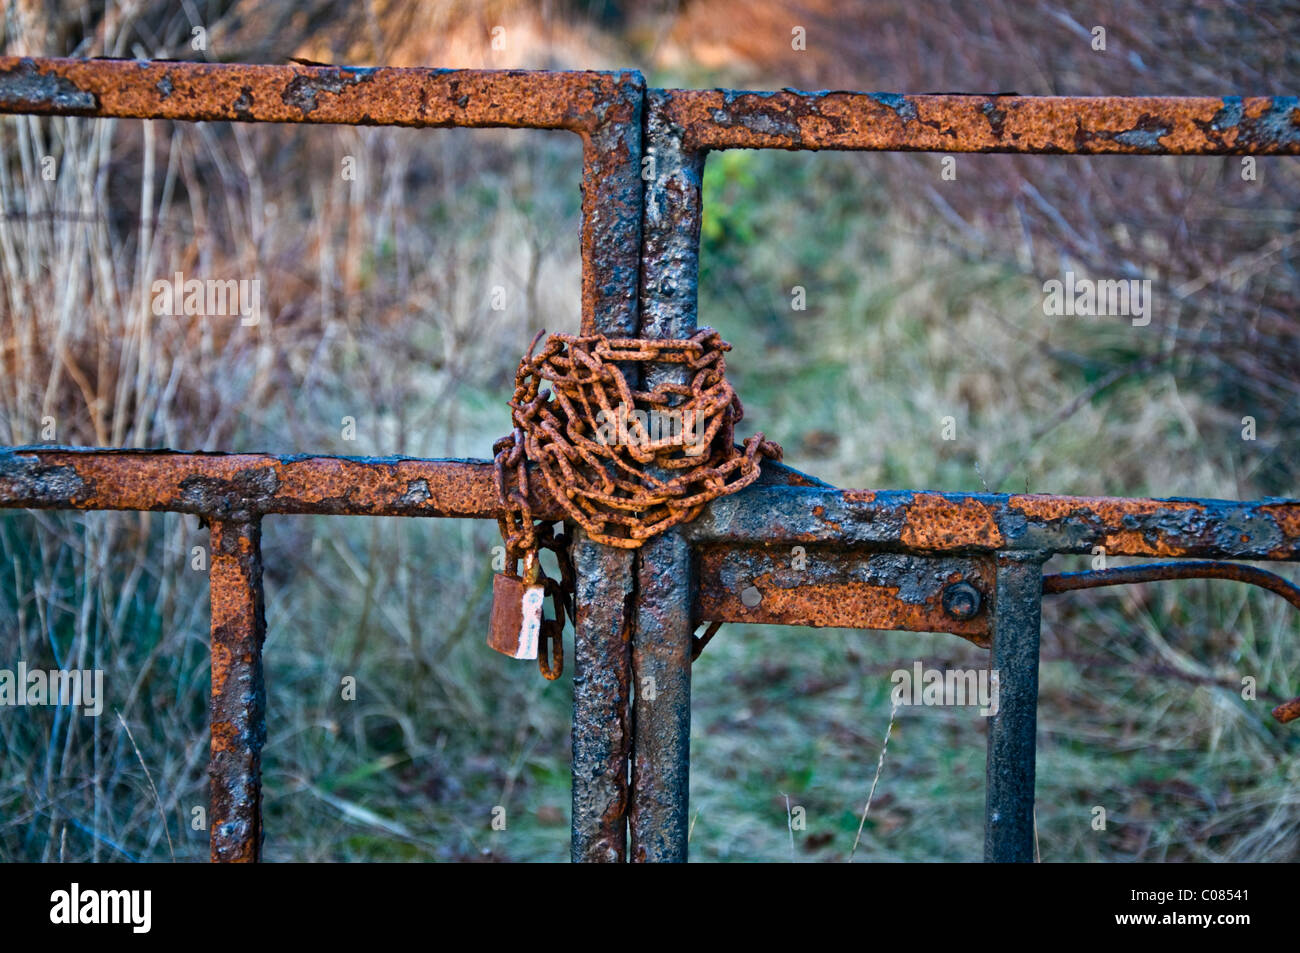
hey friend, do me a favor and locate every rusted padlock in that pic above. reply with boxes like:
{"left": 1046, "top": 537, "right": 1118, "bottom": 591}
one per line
{"left": 488, "top": 550, "right": 546, "bottom": 659}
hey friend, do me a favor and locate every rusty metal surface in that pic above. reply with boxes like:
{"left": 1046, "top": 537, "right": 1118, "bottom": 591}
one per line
{"left": 0, "top": 446, "right": 824, "bottom": 521}
{"left": 569, "top": 531, "right": 635, "bottom": 862}
{"left": 6, "top": 58, "right": 1295, "bottom": 159}
{"left": 1043, "top": 560, "right": 1300, "bottom": 610}
{"left": 0, "top": 56, "right": 635, "bottom": 132}
{"left": 627, "top": 92, "right": 705, "bottom": 862}
{"left": 208, "top": 516, "right": 266, "bottom": 863}
{"left": 637, "top": 90, "right": 706, "bottom": 342}
{"left": 0, "top": 447, "right": 561, "bottom": 520}
{"left": 662, "top": 89, "right": 1300, "bottom": 155}
{"left": 567, "top": 71, "right": 644, "bottom": 862}
{"left": 630, "top": 531, "right": 694, "bottom": 862}
{"left": 685, "top": 486, "right": 1300, "bottom": 561}
{"left": 1274, "top": 698, "right": 1300, "bottom": 725}
{"left": 696, "top": 545, "right": 994, "bottom": 645}
{"left": 578, "top": 70, "right": 644, "bottom": 336}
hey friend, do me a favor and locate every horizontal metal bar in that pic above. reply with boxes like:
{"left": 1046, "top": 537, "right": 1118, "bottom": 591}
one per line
{"left": 6, "top": 449, "right": 1298, "bottom": 561}
{"left": 696, "top": 544, "right": 993, "bottom": 644}
{"left": 684, "top": 485, "right": 1300, "bottom": 560}
{"left": 7, "top": 59, "right": 1290, "bottom": 159}
{"left": 0, "top": 446, "right": 816, "bottom": 518}
{"left": 661, "top": 90, "right": 1300, "bottom": 155}
{"left": 0, "top": 447, "right": 562, "bottom": 520}
{"left": 0, "top": 56, "right": 641, "bottom": 132}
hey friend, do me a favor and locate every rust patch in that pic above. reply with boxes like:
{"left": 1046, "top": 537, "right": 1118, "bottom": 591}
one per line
{"left": 1262, "top": 503, "right": 1300, "bottom": 556}
{"left": 208, "top": 517, "right": 266, "bottom": 863}
{"left": 1273, "top": 697, "right": 1300, "bottom": 724}
{"left": 1009, "top": 494, "right": 1205, "bottom": 522}
{"left": 1010, "top": 494, "right": 1215, "bottom": 556}
{"left": 901, "top": 494, "right": 1003, "bottom": 551}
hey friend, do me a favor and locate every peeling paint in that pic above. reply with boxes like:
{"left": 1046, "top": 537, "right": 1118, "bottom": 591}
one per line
{"left": 0, "top": 57, "right": 97, "bottom": 111}
{"left": 280, "top": 67, "right": 373, "bottom": 114}
{"left": 870, "top": 91, "right": 918, "bottom": 122}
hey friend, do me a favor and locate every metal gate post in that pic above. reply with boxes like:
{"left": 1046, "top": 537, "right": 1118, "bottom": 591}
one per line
{"left": 631, "top": 531, "right": 694, "bottom": 861}
{"left": 208, "top": 516, "right": 267, "bottom": 863}
{"left": 983, "top": 551, "right": 1047, "bottom": 862}
{"left": 628, "top": 92, "right": 706, "bottom": 862}
{"left": 570, "top": 535, "right": 636, "bottom": 861}
{"left": 568, "top": 72, "right": 645, "bottom": 862}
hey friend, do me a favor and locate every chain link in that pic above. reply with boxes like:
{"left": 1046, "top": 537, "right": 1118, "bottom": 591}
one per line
{"left": 493, "top": 327, "right": 780, "bottom": 677}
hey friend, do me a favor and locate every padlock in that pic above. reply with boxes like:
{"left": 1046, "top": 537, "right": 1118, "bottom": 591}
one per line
{"left": 487, "top": 551, "right": 546, "bottom": 659}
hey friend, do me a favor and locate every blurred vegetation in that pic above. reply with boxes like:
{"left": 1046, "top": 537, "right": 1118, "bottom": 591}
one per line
{"left": 1, "top": 0, "right": 1297, "bottom": 861}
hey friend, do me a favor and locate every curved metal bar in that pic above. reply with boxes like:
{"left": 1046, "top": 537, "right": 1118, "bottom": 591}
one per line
{"left": 1043, "top": 560, "right": 1300, "bottom": 608}
{"left": 1043, "top": 561, "right": 1300, "bottom": 723}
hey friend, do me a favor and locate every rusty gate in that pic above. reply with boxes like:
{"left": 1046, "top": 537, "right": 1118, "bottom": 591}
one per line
{"left": 2, "top": 56, "right": 1299, "bottom": 863}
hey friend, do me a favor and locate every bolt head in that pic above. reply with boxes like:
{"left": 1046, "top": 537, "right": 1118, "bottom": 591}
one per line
{"left": 942, "top": 581, "right": 981, "bottom": 620}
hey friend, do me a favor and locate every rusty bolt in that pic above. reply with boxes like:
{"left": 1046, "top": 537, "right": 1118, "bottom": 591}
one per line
{"left": 740, "top": 585, "right": 762, "bottom": 608}
{"left": 942, "top": 581, "right": 981, "bottom": 620}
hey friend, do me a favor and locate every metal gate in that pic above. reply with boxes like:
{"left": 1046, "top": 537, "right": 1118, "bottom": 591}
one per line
{"left": 2, "top": 56, "right": 1298, "bottom": 862}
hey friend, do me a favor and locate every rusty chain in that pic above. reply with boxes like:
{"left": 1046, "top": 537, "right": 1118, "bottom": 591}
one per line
{"left": 493, "top": 327, "right": 781, "bottom": 677}
{"left": 495, "top": 326, "right": 781, "bottom": 552}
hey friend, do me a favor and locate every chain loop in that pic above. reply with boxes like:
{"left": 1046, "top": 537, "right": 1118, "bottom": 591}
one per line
{"left": 493, "top": 326, "right": 781, "bottom": 551}
{"left": 492, "top": 328, "right": 778, "bottom": 679}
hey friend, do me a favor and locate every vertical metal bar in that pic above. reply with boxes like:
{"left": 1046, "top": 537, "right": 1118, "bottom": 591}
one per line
{"left": 630, "top": 531, "right": 695, "bottom": 861}
{"left": 569, "top": 72, "right": 644, "bottom": 862}
{"left": 983, "top": 550, "right": 1046, "bottom": 863}
{"left": 208, "top": 516, "right": 267, "bottom": 863}
{"left": 629, "top": 91, "right": 705, "bottom": 862}
{"left": 577, "top": 72, "right": 646, "bottom": 339}
{"left": 570, "top": 532, "right": 635, "bottom": 862}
